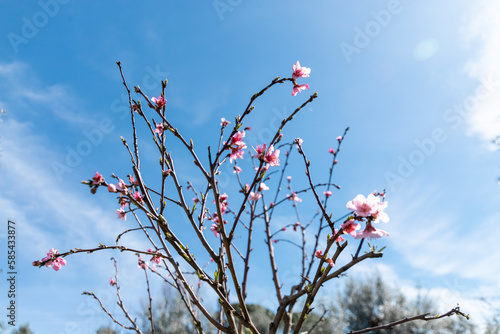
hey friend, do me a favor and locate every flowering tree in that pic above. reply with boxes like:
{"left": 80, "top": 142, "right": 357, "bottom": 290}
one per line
{"left": 33, "top": 61, "right": 469, "bottom": 334}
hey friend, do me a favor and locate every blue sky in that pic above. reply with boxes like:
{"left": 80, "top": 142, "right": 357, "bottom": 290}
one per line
{"left": 1, "top": 1, "right": 500, "bottom": 333}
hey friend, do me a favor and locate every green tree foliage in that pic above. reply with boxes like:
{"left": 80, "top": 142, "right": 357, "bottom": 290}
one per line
{"left": 142, "top": 288, "right": 212, "bottom": 334}
{"left": 96, "top": 326, "right": 119, "bottom": 334}
{"left": 329, "top": 274, "right": 476, "bottom": 334}
{"left": 11, "top": 324, "right": 34, "bottom": 334}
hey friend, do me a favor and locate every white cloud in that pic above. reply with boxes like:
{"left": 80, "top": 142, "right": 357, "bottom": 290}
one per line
{"left": 0, "top": 61, "right": 94, "bottom": 127}
{"left": 462, "top": 0, "right": 500, "bottom": 144}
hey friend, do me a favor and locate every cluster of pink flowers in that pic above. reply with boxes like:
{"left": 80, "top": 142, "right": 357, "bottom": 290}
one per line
{"left": 147, "top": 248, "right": 163, "bottom": 265}
{"left": 228, "top": 130, "right": 247, "bottom": 163}
{"left": 314, "top": 250, "right": 335, "bottom": 267}
{"left": 344, "top": 193, "right": 389, "bottom": 240}
{"left": 210, "top": 193, "right": 230, "bottom": 238}
{"left": 32, "top": 249, "right": 67, "bottom": 271}
{"left": 151, "top": 95, "right": 166, "bottom": 109}
{"left": 253, "top": 143, "right": 281, "bottom": 167}
{"left": 87, "top": 172, "right": 146, "bottom": 222}
{"left": 291, "top": 61, "right": 311, "bottom": 96}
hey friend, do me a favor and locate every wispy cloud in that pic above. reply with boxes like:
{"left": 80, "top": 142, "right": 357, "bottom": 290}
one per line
{"left": 0, "top": 61, "right": 94, "bottom": 127}
{"left": 462, "top": 0, "right": 500, "bottom": 144}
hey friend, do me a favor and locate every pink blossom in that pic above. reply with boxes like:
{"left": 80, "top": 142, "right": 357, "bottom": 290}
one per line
{"left": 355, "top": 223, "right": 389, "bottom": 240}
{"left": 287, "top": 176, "right": 292, "bottom": 181}
{"left": 272, "top": 239, "right": 278, "bottom": 244}
{"left": 292, "top": 61, "right": 311, "bottom": 80}
{"left": 92, "top": 172, "right": 104, "bottom": 185}
{"left": 261, "top": 164, "right": 270, "bottom": 173}
{"left": 264, "top": 145, "right": 280, "bottom": 167}
{"left": 116, "top": 179, "right": 127, "bottom": 193}
{"left": 110, "top": 278, "right": 117, "bottom": 286}
{"left": 219, "top": 193, "right": 229, "bottom": 202}
{"left": 332, "top": 229, "right": 345, "bottom": 243}
{"left": 324, "top": 190, "right": 332, "bottom": 197}
{"left": 259, "top": 183, "right": 269, "bottom": 191}
{"left": 249, "top": 192, "right": 262, "bottom": 202}
{"left": 292, "top": 84, "right": 310, "bottom": 96}
{"left": 230, "top": 149, "right": 244, "bottom": 163}
{"left": 132, "top": 192, "right": 144, "bottom": 203}
{"left": 151, "top": 96, "right": 166, "bottom": 108}
{"left": 315, "top": 250, "right": 323, "bottom": 258}
{"left": 233, "top": 166, "right": 242, "bottom": 174}
{"left": 340, "top": 219, "right": 361, "bottom": 236}
{"left": 193, "top": 197, "right": 199, "bottom": 204}
{"left": 41, "top": 249, "right": 67, "bottom": 271}
{"left": 329, "top": 148, "right": 335, "bottom": 154}
{"left": 210, "top": 224, "right": 220, "bottom": 238}
{"left": 155, "top": 123, "right": 165, "bottom": 135}
{"left": 228, "top": 131, "right": 247, "bottom": 163}
{"left": 51, "top": 257, "right": 67, "bottom": 271}
{"left": 372, "top": 200, "right": 389, "bottom": 223}
{"left": 326, "top": 258, "right": 335, "bottom": 267}
{"left": 138, "top": 256, "right": 148, "bottom": 269}
{"left": 337, "top": 136, "right": 343, "bottom": 142}
{"left": 295, "top": 137, "right": 303, "bottom": 147}
{"left": 220, "top": 118, "right": 230, "bottom": 127}
{"left": 116, "top": 208, "right": 127, "bottom": 221}
{"left": 128, "top": 176, "right": 138, "bottom": 185}
{"left": 346, "top": 194, "right": 379, "bottom": 217}
{"left": 149, "top": 250, "right": 162, "bottom": 265}
{"left": 107, "top": 184, "right": 117, "bottom": 192}
{"left": 282, "top": 227, "right": 287, "bottom": 231}
{"left": 253, "top": 143, "right": 267, "bottom": 159}
{"left": 287, "top": 192, "right": 302, "bottom": 202}
{"left": 334, "top": 159, "right": 338, "bottom": 165}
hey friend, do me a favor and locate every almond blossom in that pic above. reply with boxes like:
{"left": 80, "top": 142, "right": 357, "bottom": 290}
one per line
{"left": 292, "top": 83, "right": 310, "bottom": 96}
{"left": 264, "top": 145, "right": 280, "bottom": 167}
{"left": 116, "top": 208, "right": 127, "bottom": 221}
{"left": 287, "top": 192, "right": 302, "bottom": 202}
{"left": 253, "top": 143, "right": 267, "bottom": 159}
{"left": 228, "top": 130, "right": 247, "bottom": 163}
{"left": 249, "top": 192, "right": 262, "bottom": 202}
{"left": 92, "top": 172, "right": 104, "bottom": 185}
{"left": 40, "top": 249, "right": 67, "bottom": 271}
{"left": 210, "top": 224, "right": 220, "bottom": 238}
{"left": 148, "top": 248, "right": 163, "bottom": 264}
{"left": 151, "top": 96, "right": 166, "bottom": 108}
{"left": 110, "top": 278, "right": 117, "bottom": 286}
{"left": 315, "top": 250, "right": 323, "bottom": 259}
{"left": 332, "top": 229, "right": 345, "bottom": 243}
{"left": 355, "top": 222, "right": 389, "bottom": 240}
{"left": 138, "top": 256, "right": 148, "bottom": 269}
{"left": 259, "top": 183, "right": 269, "bottom": 191}
{"left": 132, "top": 192, "right": 144, "bottom": 203}
{"left": 220, "top": 118, "right": 230, "bottom": 127}
{"left": 346, "top": 194, "right": 379, "bottom": 217}
{"left": 340, "top": 219, "right": 361, "bottom": 236}
{"left": 107, "top": 183, "right": 117, "bottom": 192}
{"left": 292, "top": 61, "right": 311, "bottom": 80}
{"left": 155, "top": 123, "right": 165, "bottom": 135}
